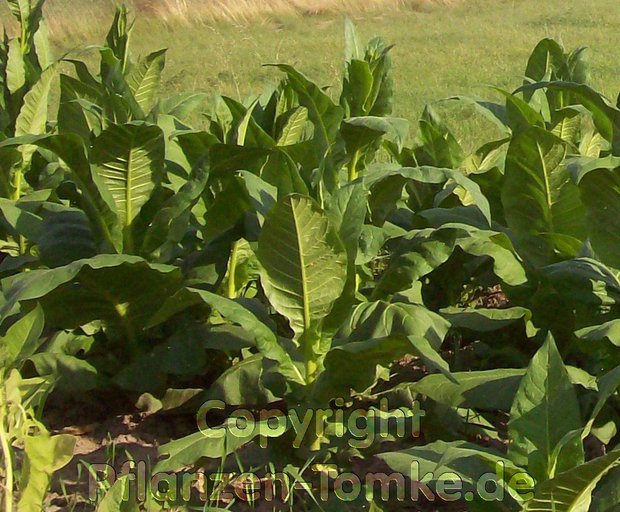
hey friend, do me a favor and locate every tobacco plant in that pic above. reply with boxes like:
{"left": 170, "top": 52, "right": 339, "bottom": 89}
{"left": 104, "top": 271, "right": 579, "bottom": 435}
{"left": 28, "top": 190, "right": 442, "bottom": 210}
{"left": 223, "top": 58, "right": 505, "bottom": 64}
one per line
{"left": 3, "top": 1, "right": 620, "bottom": 510}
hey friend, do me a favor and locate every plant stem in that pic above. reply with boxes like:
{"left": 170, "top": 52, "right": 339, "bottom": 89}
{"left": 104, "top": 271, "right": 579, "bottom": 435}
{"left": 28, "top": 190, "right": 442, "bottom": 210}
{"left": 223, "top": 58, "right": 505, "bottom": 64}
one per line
{"left": 304, "top": 340, "right": 322, "bottom": 451}
{"left": 305, "top": 359, "right": 318, "bottom": 385}
{"left": 227, "top": 240, "right": 239, "bottom": 299}
{"left": 308, "top": 409, "right": 324, "bottom": 452}
{"left": 113, "top": 302, "right": 140, "bottom": 360}
{"left": 0, "top": 389, "right": 14, "bottom": 512}
{"left": 347, "top": 150, "right": 361, "bottom": 182}
{"left": 12, "top": 169, "right": 21, "bottom": 203}
{"left": 12, "top": 168, "right": 26, "bottom": 257}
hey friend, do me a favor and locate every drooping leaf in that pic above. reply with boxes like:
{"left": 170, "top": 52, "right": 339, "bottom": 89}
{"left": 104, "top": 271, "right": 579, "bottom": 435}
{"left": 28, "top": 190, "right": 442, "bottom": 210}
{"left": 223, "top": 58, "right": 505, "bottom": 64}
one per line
{"left": 0, "top": 255, "right": 182, "bottom": 342}
{"left": 150, "top": 288, "right": 305, "bottom": 385}
{"left": 410, "top": 369, "right": 526, "bottom": 411}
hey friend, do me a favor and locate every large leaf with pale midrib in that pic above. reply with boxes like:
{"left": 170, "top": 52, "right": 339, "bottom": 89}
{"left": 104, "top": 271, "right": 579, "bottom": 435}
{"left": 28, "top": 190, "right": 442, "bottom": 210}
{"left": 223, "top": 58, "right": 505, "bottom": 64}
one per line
{"left": 256, "top": 194, "right": 347, "bottom": 340}
{"left": 91, "top": 123, "right": 164, "bottom": 232}
{"left": 502, "top": 127, "right": 585, "bottom": 242}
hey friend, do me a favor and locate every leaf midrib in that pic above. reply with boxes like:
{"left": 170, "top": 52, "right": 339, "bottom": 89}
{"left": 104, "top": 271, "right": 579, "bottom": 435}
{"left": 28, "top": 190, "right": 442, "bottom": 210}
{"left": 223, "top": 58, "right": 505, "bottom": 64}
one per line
{"left": 125, "top": 140, "right": 134, "bottom": 227}
{"left": 537, "top": 140, "right": 554, "bottom": 231}
{"left": 291, "top": 199, "right": 311, "bottom": 332}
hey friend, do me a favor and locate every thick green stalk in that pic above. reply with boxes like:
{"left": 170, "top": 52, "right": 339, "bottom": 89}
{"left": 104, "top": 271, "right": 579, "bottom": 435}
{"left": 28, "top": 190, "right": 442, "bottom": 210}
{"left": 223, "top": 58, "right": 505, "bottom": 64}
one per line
{"left": 113, "top": 302, "right": 140, "bottom": 360}
{"left": 226, "top": 241, "right": 240, "bottom": 299}
{"left": 303, "top": 334, "right": 323, "bottom": 451}
{"left": 12, "top": 167, "right": 26, "bottom": 256}
{"left": 308, "top": 409, "right": 325, "bottom": 452}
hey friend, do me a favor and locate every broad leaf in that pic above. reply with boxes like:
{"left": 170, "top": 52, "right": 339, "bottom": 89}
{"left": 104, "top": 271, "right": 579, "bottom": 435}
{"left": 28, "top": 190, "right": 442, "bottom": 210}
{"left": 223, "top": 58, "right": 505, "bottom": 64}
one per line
{"left": 91, "top": 123, "right": 165, "bottom": 241}
{"left": 126, "top": 48, "right": 166, "bottom": 115}
{"left": 524, "top": 450, "right": 620, "bottom": 512}
{"left": 257, "top": 194, "right": 347, "bottom": 341}
{"left": 508, "top": 335, "right": 583, "bottom": 481}
{"left": 502, "top": 127, "right": 585, "bottom": 243}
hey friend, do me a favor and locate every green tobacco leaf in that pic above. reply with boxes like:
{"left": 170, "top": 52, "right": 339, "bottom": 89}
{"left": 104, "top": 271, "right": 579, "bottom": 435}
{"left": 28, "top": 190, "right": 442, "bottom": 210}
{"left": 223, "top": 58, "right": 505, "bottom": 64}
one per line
{"left": 329, "top": 300, "right": 452, "bottom": 393}
{"left": 0, "top": 134, "right": 122, "bottom": 251}
{"left": 18, "top": 433, "right": 76, "bottom": 512}
{"left": 502, "top": 127, "right": 585, "bottom": 243}
{"left": 416, "top": 105, "right": 464, "bottom": 168}
{"left": 410, "top": 369, "right": 526, "bottom": 411}
{"left": 95, "top": 475, "right": 141, "bottom": 512}
{"left": 230, "top": 98, "right": 275, "bottom": 148}
{"left": 377, "top": 440, "right": 520, "bottom": 499}
{"left": 239, "top": 171, "right": 277, "bottom": 224}
{"left": 541, "top": 258, "right": 620, "bottom": 306}
{"left": 154, "top": 418, "right": 288, "bottom": 473}
{"left": 92, "top": 123, "right": 164, "bottom": 238}
{"left": 150, "top": 288, "right": 304, "bottom": 385}
{"left": 498, "top": 89, "right": 546, "bottom": 134}
{"left": 136, "top": 388, "right": 203, "bottom": 414}
{"left": 365, "top": 165, "right": 492, "bottom": 227}
{"left": 341, "top": 116, "right": 409, "bottom": 172}
{"left": 317, "top": 334, "right": 449, "bottom": 400}
{"left": 524, "top": 450, "right": 620, "bottom": 512}
{"left": 339, "top": 301, "right": 449, "bottom": 350}
{"left": 58, "top": 72, "right": 109, "bottom": 137}
{"left": 341, "top": 58, "right": 373, "bottom": 117}
{"left": 0, "top": 304, "right": 44, "bottom": 369}
{"left": 375, "top": 224, "right": 526, "bottom": 297}
{"left": 0, "top": 255, "right": 181, "bottom": 342}
{"left": 202, "top": 354, "right": 279, "bottom": 406}
{"left": 577, "top": 165, "right": 620, "bottom": 269}
{"left": 271, "top": 65, "right": 344, "bottom": 191}
{"left": 37, "top": 208, "right": 97, "bottom": 267}
{"left": 582, "top": 365, "right": 620, "bottom": 438}
{"left": 6, "top": 38, "right": 25, "bottom": 93}
{"left": 139, "top": 165, "right": 209, "bottom": 257}
{"left": 277, "top": 106, "right": 308, "bottom": 146}
{"left": 509, "top": 334, "right": 583, "bottom": 482}
{"left": 257, "top": 194, "right": 347, "bottom": 341}
{"left": 0, "top": 197, "right": 43, "bottom": 241}
{"left": 156, "top": 92, "right": 208, "bottom": 119}
{"left": 343, "top": 16, "right": 362, "bottom": 61}
{"left": 515, "top": 81, "right": 620, "bottom": 149}
{"left": 523, "top": 39, "right": 566, "bottom": 98}
{"left": 28, "top": 353, "right": 98, "bottom": 392}
{"left": 126, "top": 48, "right": 166, "bottom": 115}
{"left": 322, "top": 182, "right": 367, "bottom": 334}
{"left": 440, "top": 307, "right": 536, "bottom": 336}
{"left": 576, "top": 320, "right": 620, "bottom": 346}
{"left": 15, "top": 64, "right": 56, "bottom": 137}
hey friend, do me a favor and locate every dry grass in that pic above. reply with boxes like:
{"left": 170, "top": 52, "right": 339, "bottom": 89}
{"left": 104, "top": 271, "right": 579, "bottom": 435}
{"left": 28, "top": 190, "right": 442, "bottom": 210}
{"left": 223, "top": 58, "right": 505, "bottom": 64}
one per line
{"left": 37, "top": 0, "right": 458, "bottom": 36}
{"left": 135, "top": 0, "right": 458, "bottom": 24}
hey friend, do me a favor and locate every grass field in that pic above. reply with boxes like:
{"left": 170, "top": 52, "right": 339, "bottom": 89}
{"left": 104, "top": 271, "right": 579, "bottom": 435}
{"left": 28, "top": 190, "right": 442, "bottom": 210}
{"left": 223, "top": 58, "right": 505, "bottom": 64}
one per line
{"left": 5, "top": 0, "right": 620, "bottom": 135}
